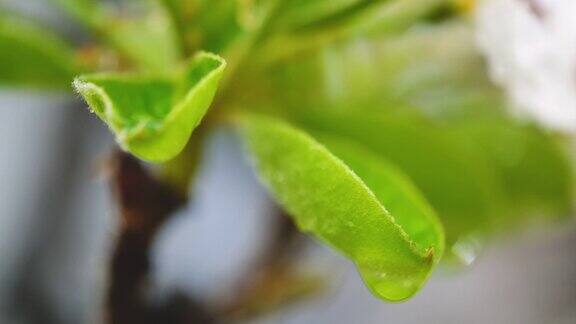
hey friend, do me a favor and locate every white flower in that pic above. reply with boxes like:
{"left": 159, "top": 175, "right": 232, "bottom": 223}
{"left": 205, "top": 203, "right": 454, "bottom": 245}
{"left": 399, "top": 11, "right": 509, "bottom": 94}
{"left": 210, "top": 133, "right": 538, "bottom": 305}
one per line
{"left": 475, "top": 0, "right": 576, "bottom": 132}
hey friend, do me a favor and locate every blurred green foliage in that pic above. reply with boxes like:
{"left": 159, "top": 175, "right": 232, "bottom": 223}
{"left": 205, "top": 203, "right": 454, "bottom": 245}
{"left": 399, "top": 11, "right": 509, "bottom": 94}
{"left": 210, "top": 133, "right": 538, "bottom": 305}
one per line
{"left": 0, "top": 16, "right": 78, "bottom": 88}
{"left": 0, "top": 0, "right": 572, "bottom": 301}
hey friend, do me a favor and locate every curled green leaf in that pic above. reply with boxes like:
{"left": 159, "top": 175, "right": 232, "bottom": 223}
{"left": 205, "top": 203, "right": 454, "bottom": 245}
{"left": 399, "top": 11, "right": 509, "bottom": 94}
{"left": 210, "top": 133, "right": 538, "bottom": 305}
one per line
{"left": 74, "top": 52, "right": 226, "bottom": 162}
{"left": 238, "top": 114, "right": 444, "bottom": 301}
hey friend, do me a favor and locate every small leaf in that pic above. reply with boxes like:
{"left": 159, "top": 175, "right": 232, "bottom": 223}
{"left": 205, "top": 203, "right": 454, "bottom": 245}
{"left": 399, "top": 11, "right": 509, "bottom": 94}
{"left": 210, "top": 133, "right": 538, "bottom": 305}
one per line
{"left": 0, "top": 16, "right": 78, "bottom": 89}
{"left": 238, "top": 115, "right": 444, "bottom": 301}
{"left": 74, "top": 52, "right": 226, "bottom": 162}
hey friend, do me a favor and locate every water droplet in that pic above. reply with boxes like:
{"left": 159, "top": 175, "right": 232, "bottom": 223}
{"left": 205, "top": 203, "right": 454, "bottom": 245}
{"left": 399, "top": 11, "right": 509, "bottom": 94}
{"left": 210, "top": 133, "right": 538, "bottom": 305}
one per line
{"left": 451, "top": 235, "right": 483, "bottom": 266}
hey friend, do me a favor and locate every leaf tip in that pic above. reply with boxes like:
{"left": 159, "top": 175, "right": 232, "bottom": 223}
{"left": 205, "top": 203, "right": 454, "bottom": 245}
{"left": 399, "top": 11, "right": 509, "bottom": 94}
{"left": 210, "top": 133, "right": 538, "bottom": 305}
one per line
{"left": 72, "top": 76, "right": 107, "bottom": 116}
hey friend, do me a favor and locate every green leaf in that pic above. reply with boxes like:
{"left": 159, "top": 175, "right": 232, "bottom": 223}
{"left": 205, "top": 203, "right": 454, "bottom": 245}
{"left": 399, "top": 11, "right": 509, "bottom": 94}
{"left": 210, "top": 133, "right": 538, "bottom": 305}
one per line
{"left": 74, "top": 52, "right": 226, "bottom": 162}
{"left": 455, "top": 119, "right": 574, "bottom": 221}
{"left": 260, "top": 0, "right": 447, "bottom": 64}
{"left": 190, "top": 0, "right": 245, "bottom": 53}
{"left": 157, "top": 0, "right": 249, "bottom": 54}
{"left": 239, "top": 114, "right": 444, "bottom": 301}
{"left": 266, "top": 23, "right": 503, "bottom": 120}
{"left": 105, "top": 9, "right": 182, "bottom": 72}
{"left": 295, "top": 111, "right": 506, "bottom": 249}
{"left": 157, "top": 0, "right": 198, "bottom": 53}
{"left": 272, "top": 0, "right": 368, "bottom": 31}
{"left": 0, "top": 16, "right": 78, "bottom": 89}
{"left": 55, "top": 0, "right": 181, "bottom": 72}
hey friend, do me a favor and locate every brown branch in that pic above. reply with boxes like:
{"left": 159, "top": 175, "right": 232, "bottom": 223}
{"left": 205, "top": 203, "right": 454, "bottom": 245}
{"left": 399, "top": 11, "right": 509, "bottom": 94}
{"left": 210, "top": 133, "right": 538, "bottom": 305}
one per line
{"left": 105, "top": 151, "right": 319, "bottom": 323}
{"left": 106, "top": 150, "right": 216, "bottom": 324}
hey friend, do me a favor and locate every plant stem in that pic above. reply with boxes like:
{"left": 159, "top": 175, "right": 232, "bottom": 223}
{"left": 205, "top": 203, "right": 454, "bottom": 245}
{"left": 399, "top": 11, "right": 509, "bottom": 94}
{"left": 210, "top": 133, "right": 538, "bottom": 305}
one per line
{"left": 157, "top": 0, "right": 200, "bottom": 57}
{"left": 217, "top": 0, "right": 283, "bottom": 99}
{"left": 106, "top": 150, "right": 215, "bottom": 324}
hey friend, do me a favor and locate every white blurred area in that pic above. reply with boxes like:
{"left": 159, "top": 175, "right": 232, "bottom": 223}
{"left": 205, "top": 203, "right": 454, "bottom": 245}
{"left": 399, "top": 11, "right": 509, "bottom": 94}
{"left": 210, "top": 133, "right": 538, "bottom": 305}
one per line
{"left": 0, "top": 1, "right": 575, "bottom": 324}
{"left": 0, "top": 90, "right": 112, "bottom": 324}
{"left": 476, "top": 0, "right": 576, "bottom": 132}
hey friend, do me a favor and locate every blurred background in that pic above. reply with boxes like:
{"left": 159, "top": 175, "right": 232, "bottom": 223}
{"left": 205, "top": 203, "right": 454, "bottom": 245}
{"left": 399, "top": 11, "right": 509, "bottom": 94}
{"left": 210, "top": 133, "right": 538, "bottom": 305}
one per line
{"left": 1, "top": 0, "right": 576, "bottom": 323}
